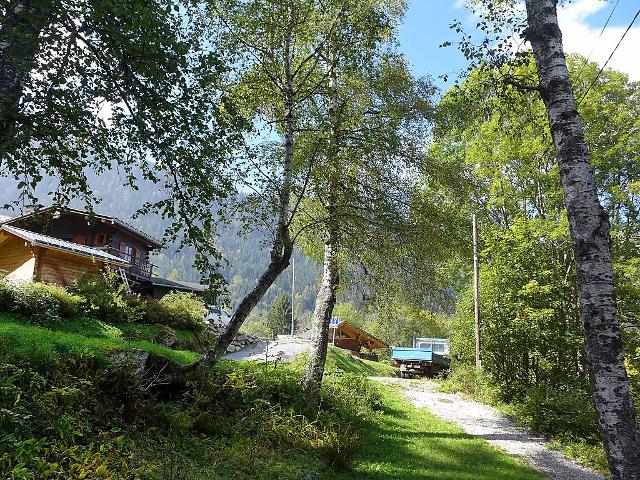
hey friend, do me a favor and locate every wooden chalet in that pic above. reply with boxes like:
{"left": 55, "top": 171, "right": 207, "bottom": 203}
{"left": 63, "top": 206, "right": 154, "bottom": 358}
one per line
{"left": 0, "top": 206, "right": 204, "bottom": 298}
{"left": 330, "top": 321, "right": 388, "bottom": 359}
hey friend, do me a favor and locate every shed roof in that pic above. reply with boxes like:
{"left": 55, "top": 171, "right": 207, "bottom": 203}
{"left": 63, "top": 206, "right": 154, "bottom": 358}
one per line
{"left": 331, "top": 321, "right": 388, "bottom": 350}
{"left": 150, "top": 276, "right": 206, "bottom": 293}
{"left": 1, "top": 225, "right": 129, "bottom": 266}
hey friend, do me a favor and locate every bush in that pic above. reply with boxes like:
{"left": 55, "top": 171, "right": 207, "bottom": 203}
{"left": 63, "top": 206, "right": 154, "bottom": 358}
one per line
{"left": 0, "top": 281, "right": 83, "bottom": 324}
{"left": 514, "top": 385, "right": 599, "bottom": 442}
{"left": 145, "top": 292, "right": 206, "bottom": 331}
{"left": 440, "top": 364, "right": 500, "bottom": 404}
{"left": 74, "top": 271, "right": 146, "bottom": 324}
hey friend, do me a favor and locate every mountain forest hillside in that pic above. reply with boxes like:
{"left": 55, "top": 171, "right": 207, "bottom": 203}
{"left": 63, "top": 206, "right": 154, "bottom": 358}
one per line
{"left": 0, "top": 173, "right": 321, "bottom": 324}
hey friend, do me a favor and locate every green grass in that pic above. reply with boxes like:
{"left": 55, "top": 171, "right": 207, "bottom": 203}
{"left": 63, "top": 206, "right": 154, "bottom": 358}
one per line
{"left": 325, "top": 347, "right": 397, "bottom": 376}
{"left": 0, "top": 312, "right": 201, "bottom": 367}
{"left": 325, "top": 384, "right": 546, "bottom": 480}
{"left": 292, "top": 346, "right": 398, "bottom": 377}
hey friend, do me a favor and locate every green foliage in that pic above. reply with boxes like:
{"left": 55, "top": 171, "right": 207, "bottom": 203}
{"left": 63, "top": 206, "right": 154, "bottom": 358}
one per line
{"left": 74, "top": 271, "right": 146, "bottom": 324}
{"left": 264, "top": 293, "right": 292, "bottom": 339}
{"left": 440, "top": 365, "right": 500, "bottom": 405}
{"left": 512, "top": 386, "right": 599, "bottom": 442}
{"left": 436, "top": 58, "right": 640, "bottom": 474}
{"left": 146, "top": 292, "right": 207, "bottom": 332}
{"left": 0, "top": 280, "right": 83, "bottom": 325}
{"left": 356, "top": 301, "right": 451, "bottom": 348}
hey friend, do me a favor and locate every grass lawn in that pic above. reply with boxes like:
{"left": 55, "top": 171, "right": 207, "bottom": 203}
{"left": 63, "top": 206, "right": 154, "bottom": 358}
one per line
{"left": 326, "top": 384, "right": 546, "bottom": 480}
{"left": 325, "top": 346, "right": 397, "bottom": 376}
{"left": 0, "top": 312, "right": 201, "bottom": 367}
{"left": 292, "top": 346, "right": 398, "bottom": 377}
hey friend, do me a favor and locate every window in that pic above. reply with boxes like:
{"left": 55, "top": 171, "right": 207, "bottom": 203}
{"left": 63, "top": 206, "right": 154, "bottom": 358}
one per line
{"left": 95, "top": 233, "right": 107, "bottom": 246}
{"left": 433, "top": 343, "right": 445, "bottom": 353}
{"left": 123, "top": 245, "right": 137, "bottom": 263}
{"left": 418, "top": 342, "right": 432, "bottom": 350}
{"left": 73, "top": 235, "right": 86, "bottom": 245}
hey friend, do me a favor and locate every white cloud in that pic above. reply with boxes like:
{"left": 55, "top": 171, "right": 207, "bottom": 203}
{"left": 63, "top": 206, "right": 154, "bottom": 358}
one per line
{"left": 453, "top": 0, "right": 640, "bottom": 80}
{"left": 558, "top": 0, "right": 640, "bottom": 81}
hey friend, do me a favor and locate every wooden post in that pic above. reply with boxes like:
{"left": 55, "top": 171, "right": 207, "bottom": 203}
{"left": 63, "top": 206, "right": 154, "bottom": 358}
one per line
{"left": 473, "top": 214, "right": 482, "bottom": 368}
{"left": 290, "top": 256, "right": 295, "bottom": 336}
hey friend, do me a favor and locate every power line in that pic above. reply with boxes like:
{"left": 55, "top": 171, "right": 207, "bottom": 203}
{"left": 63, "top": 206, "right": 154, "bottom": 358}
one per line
{"left": 599, "top": 0, "right": 621, "bottom": 38}
{"left": 577, "top": 7, "right": 640, "bottom": 106}
{"left": 574, "top": 0, "right": 621, "bottom": 85}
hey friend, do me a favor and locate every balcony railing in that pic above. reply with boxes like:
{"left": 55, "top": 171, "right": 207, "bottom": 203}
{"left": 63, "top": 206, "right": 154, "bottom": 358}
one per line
{"left": 95, "top": 246, "right": 154, "bottom": 280}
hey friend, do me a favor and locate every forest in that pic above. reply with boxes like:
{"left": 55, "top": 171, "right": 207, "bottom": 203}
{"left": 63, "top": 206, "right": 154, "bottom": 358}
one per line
{"left": 0, "top": 0, "right": 639, "bottom": 479}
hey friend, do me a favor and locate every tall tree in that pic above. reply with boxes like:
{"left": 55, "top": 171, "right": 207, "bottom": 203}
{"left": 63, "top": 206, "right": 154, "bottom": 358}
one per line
{"left": 197, "top": 0, "right": 342, "bottom": 366}
{"left": 0, "top": 0, "right": 243, "bottom": 294}
{"left": 522, "top": 1, "right": 640, "bottom": 477}
{"left": 265, "top": 293, "right": 293, "bottom": 339}
{"left": 301, "top": 0, "right": 441, "bottom": 393}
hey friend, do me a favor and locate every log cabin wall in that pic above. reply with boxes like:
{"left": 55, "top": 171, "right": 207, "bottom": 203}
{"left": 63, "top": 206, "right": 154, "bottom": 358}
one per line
{"left": 17, "top": 213, "right": 152, "bottom": 267}
{"left": 0, "top": 236, "right": 35, "bottom": 282}
{"left": 37, "top": 248, "right": 103, "bottom": 286}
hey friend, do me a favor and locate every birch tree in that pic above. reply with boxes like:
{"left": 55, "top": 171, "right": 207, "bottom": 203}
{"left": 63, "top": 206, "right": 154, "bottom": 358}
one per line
{"left": 301, "top": 0, "right": 439, "bottom": 393}
{"left": 522, "top": 2, "right": 640, "bottom": 476}
{"left": 197, "top": 0, "right": 343, "bottom": 366}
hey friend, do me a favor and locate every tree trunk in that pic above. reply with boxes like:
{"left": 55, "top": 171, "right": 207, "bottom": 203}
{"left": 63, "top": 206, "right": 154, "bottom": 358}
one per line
{"left": 524, "top": 1, "right": 640, "bottom": 478}
{"left": 197, "top": 238, "right": 293, "bottom": 367}
{"left": 302, "top": 228, "right": 339, "bottom": 393}
{"left": 302, "top": 41, "right": 340, "bottom": 395}
{"left": 197, "top": 0, "right": 296, "bottom": 368}
{"left": 0, "top": 0, "right": 55, "bottom": 151}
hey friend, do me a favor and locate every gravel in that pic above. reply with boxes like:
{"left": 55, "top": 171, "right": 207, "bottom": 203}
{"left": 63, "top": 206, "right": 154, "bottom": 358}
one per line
{"left": 371, "top": 377, "right": 605, "bottom": 480}
{"left": 222, "top": 336, "right": 311, "bottom": 362}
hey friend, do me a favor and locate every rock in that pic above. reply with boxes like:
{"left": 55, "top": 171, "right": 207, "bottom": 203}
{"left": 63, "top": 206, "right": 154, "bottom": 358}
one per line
{"left": 108, "top": 349, "right": 150, "bottom": 377}
{"left": 153, "top": 327, "right": 178, "bottom": 348}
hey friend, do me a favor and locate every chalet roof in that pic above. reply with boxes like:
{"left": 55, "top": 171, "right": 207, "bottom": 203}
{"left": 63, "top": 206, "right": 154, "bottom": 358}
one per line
{"left": 4, "top": 206, "right": 162, "bottom": 248}
{"left": 331, "top": 321, "right": 389, "bottom": 350}
{"left": 1, "top": 225, "right": 129, "bottom": 266}
{"left": 0, "top": 215, "right": 13, "bottom": 223}
{"left": 150, "top": 276, "right": 206, "bottom": 293}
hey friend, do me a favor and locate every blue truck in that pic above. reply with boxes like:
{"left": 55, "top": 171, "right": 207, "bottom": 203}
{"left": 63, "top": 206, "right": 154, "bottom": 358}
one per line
{"left": 391, "top": 338, "right": 451, "bottom": 378}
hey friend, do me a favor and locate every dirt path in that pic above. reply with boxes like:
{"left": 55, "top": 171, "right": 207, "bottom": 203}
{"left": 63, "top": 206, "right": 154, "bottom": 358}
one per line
{"left": 371, "top": 377, "right": 605, "bottom": 480}
{"left": 222, "top": 336, "right": 310, "bottom": 362}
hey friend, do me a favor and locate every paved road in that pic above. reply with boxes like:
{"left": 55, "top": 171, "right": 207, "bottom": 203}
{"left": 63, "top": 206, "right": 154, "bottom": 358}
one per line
{"left": 222, "top": 336, "right": 311, "bottom": 362}
{"left": 372, "top": 377, "right": 605, "bottom": 480}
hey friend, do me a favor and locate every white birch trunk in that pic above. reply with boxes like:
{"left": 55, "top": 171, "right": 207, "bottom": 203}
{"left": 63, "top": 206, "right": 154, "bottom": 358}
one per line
{"left": 301, "top": 229, "right": 339, "bottom": 393}
{"left": 302, "top": 43, "right": 340, "bottom": 394}
{"left": 524, "top": 1, "right": 640, "bottom": 478}
{"left": 197, "top": 0, "right": 296, "bottom": 368}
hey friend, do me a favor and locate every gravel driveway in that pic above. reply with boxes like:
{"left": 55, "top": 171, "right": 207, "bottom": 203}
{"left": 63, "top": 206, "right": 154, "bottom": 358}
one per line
{"left": 222, "top": 336, "right": 311, "bottom": 362}
{"left": 372, "top": 377, "right": 605, "bottom": 480}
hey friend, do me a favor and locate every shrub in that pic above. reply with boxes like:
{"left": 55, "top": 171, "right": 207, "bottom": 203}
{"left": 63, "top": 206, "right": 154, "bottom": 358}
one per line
{"left": 145, "top": 292, "right": 206, "bottom": 331}
{"left": 440, "top": 364, "right": 501, "bottom": 404}
{"left": 2, "top": 281, "right": 83, "bottom": 324}
{"left": 74, "top": 271, "right": 146, "bottom": 324}
{"left": 514, "top": 385, "right": 599, "bottom": 442}
{"left": 0, "top": 272, "right": 12, "bottom": 312}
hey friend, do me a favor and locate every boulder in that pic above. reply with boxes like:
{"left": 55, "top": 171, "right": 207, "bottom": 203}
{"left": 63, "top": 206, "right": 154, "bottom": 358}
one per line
{"left": 153, "top": 327, "right": 178, "bottom": 348}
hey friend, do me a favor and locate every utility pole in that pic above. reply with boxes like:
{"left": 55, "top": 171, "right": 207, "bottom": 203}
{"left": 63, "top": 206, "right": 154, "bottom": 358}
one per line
{"left": 473, "top": 213, "right": 481, "bottom": 368}
{"left": 290, "top": 256, "right": 295, "bottom": 336}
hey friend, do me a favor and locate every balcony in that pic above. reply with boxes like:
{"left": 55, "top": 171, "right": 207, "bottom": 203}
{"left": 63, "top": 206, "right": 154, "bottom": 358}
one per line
{"left": 95, "top": 246, "right": 154, "bottom": 280}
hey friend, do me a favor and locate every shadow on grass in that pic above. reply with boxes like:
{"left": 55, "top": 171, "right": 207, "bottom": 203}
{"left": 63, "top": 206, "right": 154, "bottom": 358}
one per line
{"left": 325, "top": 385, "right": 546, "bottom": 480}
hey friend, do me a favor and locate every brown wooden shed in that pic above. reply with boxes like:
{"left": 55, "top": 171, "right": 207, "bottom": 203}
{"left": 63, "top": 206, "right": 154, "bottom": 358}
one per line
{"left": 330, "top": 321, "right": 389, "bottom": 356}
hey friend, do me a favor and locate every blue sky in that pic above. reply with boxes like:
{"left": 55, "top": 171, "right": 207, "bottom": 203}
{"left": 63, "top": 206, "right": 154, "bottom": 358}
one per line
{"left": 398, "top": 0, "right": 640, "bottom": 91}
